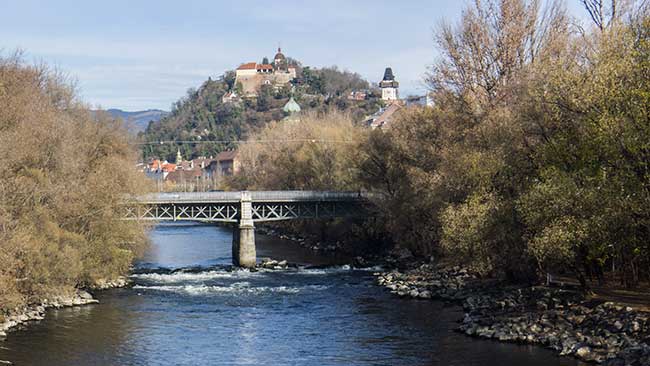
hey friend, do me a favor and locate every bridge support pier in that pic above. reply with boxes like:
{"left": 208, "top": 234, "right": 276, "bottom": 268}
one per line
{"left": 232, "top": 191, "right": 256, "bottom": 268}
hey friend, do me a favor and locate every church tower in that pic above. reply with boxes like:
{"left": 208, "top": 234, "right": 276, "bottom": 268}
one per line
{"left": 273, "top": 47, "right": 287, "bottom": 71}
{"left": 379, "top": 67, "right": 399, "bottom": 101}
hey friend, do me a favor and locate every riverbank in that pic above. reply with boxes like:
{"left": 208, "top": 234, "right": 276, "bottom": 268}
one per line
{"left": 265, "top": 226, "right": 650, "bottom": 365}
{"left": 376, "top": 263, "right": 650, "bottom": 365}
{"left": 257, "top": 225, "right": 345, "bottom": 253}
{"left": 0, "top": 276, "right": 129, "bottom": 344}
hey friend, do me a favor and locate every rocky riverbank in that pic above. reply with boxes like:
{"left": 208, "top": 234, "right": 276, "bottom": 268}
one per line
{"left": 0, "top": 276, "right": 130, "bottom": 343}
{"left": 257, "top": 226, "right": 346, "bottom": 253}
{"left": 376, "top": 264, "right": 650, "bottom": 365}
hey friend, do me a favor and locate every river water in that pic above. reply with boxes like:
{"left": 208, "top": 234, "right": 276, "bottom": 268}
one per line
{"left": 0, "top": 223, "right": 582, "bottom": 366}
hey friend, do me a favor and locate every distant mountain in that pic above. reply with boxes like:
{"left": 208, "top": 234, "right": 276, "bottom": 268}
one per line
{"left": 104, "top": 109, "right": 169, "bottom": 133}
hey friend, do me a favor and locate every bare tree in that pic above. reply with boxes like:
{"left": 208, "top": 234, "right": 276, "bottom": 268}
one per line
{"left": 427, "top": 0, "right": 569, "bottom": 114}
{"left": 580, "top": 0, "right": 633, "bottom": 29}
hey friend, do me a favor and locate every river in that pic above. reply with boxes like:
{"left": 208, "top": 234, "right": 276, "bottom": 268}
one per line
{"left": 0, "top": 223, "right": 584, "bottom": 365}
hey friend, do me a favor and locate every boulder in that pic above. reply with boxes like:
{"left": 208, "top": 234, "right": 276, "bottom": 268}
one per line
{"left": 576, "top": 346, "right": 592, "bottom": 359}
{"left": 77, "top": 290, "right": 94, "bottom": 300}
{"left": 613, "top": 320, "right": 624, "bottom": 331}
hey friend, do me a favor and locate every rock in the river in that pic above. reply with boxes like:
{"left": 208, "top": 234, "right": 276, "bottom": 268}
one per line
{"left": 260, "top": 258, "right": 290, "bottom": 270}
{"left": 78, "top": 290, "right": 94, "bottom": 300}
{"left": 260, "top": 258, "right": 278, "bottom": 269}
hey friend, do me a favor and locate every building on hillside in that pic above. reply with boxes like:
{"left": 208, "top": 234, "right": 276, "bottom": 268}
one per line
{"left": 379, "top": 67, "right": 399, "bottom": 101}
{"left": 234, "top": 47, "right": 297, "bottom": 97}
{"left": 177, "top": 156, "right": 215, "bottom": 171}
{"left": 147, "top": 159, "right": 177, "bottom": 174}
{"left": 143, "top": 155, "right": 222, "bottom": 191}
{"left": 426, "top": 93, "right": 435, "bottom": 107}
{"left": 192, "top": 156, "right": 214, "bottom": 170}
{"left": 205, "top": 150, "right": 241, "bottom": 178}
{"left": 222, "top": 90, "right": 240, "bottom": 104}
{"left": 366, "top": 103, "right": 402, "bottom": 130}
{"left": 405, "top": 93, "right": 435, "bottom": 108}
{"left": 145, "top": 159, "right": 177, "bottom": 181}
{"left": 347, "top": 90, "right": 368, "bottom": 101}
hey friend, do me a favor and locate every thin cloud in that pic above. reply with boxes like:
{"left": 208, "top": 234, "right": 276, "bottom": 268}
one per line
{"left": 1, "top": 0, "right": 592, "bottom": 110}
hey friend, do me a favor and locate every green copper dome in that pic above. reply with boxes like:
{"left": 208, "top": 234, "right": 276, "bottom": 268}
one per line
{"left": 283, "top": 97, "right": 301, "bottom": 114}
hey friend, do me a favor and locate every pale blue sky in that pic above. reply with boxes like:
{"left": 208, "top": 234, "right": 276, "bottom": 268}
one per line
{"left": 2, "top": 0, "right": 589, "bottom": 111}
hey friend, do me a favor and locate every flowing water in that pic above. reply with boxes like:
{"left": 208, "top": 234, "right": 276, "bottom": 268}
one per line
{"left": 0, "top": 223, "right": 583, "bottom": 365}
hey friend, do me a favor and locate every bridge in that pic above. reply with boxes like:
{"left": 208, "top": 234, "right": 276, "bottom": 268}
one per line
{"left": 122, "top": 191, "right": 369, "bottom": 268}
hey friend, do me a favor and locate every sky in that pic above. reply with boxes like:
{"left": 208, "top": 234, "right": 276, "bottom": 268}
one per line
{"left": 1, "top": 0, "right": 590, "bottom": 111}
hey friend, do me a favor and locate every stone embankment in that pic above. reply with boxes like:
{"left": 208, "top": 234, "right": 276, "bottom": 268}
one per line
{"left": 0, "top": 276, "right": 130, "bottom": 342}
{"left": 376, "top": 264, "right": 650, "bottom": 365}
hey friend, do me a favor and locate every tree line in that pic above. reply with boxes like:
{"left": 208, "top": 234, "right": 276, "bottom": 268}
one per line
{"left": 232, "top": 0, "right": 650, "bottom": 289}
{"left": 0, "top": 54, "right": 148, "bottom": 314}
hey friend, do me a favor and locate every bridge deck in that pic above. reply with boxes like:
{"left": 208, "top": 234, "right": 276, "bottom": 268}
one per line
{"left": 132, "top": 191, "right": 367, "bottom": 204}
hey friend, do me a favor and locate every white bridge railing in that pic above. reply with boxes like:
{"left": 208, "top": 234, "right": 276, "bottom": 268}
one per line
{"left": 131, "top": 191, "right": 367, "bottom": 204}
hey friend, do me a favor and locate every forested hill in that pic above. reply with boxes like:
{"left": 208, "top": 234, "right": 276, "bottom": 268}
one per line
{"left": 140, "top": 66, "right": 382, "bottom": 162}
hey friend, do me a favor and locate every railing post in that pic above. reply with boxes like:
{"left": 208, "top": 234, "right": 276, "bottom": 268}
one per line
{"left": 232, "top": 191, "right": 256, "bottom": 268}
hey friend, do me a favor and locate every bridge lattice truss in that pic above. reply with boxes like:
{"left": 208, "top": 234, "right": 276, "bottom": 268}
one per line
{"left": 123, "top": 203, "right": 240, "bottom": 222}
{"left": 122, "top": 192, "right": 366, "bottom": 223}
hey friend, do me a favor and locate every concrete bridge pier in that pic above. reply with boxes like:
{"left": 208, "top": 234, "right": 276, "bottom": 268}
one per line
{"left": 232, "top": 191, "right": 256, "bottom": 268}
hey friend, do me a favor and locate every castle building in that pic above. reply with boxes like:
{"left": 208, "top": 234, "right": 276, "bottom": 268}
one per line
{"left": 234, "top": 47, "right": 297, "bottom": 97}
{"left": 379, "top": 67, "right": 399, "bottom": 101}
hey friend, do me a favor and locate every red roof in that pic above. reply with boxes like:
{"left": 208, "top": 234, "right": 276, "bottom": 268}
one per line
{"left": 149, "top": 159, "right": 162, "bottom": 170}
{"left": 257, "top": 64, "right": 273, "bottom": 70}
{"left": 237, "top": 62, "right": 257, "bottom": 70}
{"left": 161, "top": 163, "right": 176, "bottom": 173}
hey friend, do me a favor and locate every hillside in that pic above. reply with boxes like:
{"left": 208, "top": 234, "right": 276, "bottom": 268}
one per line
{"left": 105, "top": 108, "right": 168, "bottom": 133}
{"left": 140, "top": 65, "right": 382, "bottom": 162}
